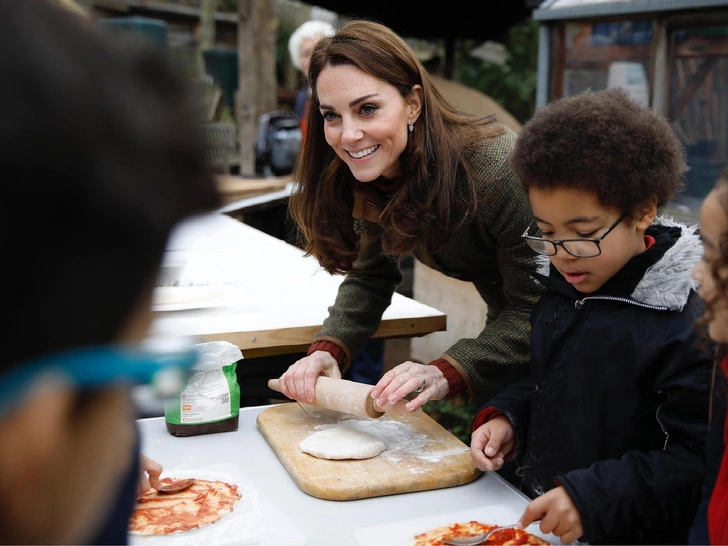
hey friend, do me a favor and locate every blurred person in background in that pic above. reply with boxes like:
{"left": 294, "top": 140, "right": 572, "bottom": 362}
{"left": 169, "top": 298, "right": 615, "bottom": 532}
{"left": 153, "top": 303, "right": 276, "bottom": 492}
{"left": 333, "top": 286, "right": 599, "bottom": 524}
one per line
{"left": 288, "top": 19, "right": 335, "bottom": 140}
{"left": 0, "top": 1, "right": 219, "bottom": 543}
{"left": 278, "top": 20, "right": 542, "bottom": 411}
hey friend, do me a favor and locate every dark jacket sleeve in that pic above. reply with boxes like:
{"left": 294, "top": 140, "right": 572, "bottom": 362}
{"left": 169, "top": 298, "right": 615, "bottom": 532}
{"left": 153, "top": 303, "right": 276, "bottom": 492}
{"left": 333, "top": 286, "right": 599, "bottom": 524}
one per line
{"left": 473, "top": 378, "right": 533, "bottom": 459}
{"left": 688, "top": 360, "right": 726, "bottom": 545}
{"left": 557, "top": 295, "right": 712, "bottom": 544}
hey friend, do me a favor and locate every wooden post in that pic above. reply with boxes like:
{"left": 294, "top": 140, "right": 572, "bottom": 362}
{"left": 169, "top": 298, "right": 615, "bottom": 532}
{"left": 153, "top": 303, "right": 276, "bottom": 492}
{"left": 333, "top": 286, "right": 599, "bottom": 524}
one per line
{"left": 197, "top": 0, "right": 217, "bottom": 77}
{"left": 253, "top": 0, "right": 278, "bottom": 121}
{"left": 237, "top": 0, "right": 255, "bottom": 174}
{"left": 237, "top": 0, "right": 278, "bottom": 175}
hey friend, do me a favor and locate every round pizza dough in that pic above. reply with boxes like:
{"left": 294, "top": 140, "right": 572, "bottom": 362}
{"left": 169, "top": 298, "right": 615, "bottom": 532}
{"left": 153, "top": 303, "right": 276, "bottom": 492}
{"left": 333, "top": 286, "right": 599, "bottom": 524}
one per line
{"left": 300, "top": 426, "right": 386, "bottom": 460}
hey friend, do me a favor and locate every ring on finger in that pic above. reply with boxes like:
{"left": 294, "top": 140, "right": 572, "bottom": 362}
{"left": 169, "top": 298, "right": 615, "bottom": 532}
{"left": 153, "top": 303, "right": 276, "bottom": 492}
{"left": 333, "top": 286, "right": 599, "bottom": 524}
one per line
{"left": 413, "top": 376, "right": 426, "bottom": 394}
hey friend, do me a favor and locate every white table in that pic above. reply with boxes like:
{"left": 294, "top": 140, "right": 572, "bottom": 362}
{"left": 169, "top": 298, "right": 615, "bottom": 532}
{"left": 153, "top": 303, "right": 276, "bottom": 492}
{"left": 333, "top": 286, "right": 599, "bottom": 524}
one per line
{"left": 136, "top": 406, "right": 551, "bottom": 546}
{"left": 215, "top": 181, "right": 294, "bottom": 215}
{"left": 151, "top": 213, "right": 446, "bottom": 358}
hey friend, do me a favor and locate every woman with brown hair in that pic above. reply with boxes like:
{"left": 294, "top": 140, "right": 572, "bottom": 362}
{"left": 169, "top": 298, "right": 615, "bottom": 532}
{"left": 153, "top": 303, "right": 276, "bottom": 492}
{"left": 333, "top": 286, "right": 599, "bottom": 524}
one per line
{"left": 277, "top": 19, "right": 542, "bottom": 410}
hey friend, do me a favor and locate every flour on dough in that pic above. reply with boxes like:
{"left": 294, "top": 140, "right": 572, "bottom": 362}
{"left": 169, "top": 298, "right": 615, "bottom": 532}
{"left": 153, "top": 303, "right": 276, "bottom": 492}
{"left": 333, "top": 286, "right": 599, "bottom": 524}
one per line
{"left": 299, "top": 426, "right": 386, "bottom": 460}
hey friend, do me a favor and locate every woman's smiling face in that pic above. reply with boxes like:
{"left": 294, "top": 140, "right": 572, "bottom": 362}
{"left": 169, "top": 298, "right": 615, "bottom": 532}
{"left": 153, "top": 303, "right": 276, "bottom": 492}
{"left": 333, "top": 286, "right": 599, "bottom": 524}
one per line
{"left": 315, "top": 63, "right": 421, "bottom": 182}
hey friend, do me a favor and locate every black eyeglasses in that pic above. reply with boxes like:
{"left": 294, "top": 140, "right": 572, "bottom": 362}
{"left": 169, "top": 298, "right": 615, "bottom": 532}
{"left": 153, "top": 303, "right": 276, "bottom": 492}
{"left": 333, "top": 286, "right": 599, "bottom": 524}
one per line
{"left": 522, "top": 212, "right": 628, "bottom": 258}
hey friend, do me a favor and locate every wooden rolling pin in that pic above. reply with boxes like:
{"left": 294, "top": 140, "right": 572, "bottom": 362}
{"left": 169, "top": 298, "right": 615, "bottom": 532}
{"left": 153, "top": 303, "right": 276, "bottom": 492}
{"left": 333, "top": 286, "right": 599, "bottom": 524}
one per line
{"left": 267, "top": 376, "right": 393, "bottom": 419}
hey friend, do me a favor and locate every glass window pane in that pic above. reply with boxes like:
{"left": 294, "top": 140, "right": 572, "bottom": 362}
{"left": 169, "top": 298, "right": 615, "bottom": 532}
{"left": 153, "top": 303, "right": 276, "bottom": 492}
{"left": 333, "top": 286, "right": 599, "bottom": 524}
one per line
{"left": 560, "top": 20, "right": 653, "bottom": 104}
{"left": 669, "top": 26, "right": 728, "bottom": 214}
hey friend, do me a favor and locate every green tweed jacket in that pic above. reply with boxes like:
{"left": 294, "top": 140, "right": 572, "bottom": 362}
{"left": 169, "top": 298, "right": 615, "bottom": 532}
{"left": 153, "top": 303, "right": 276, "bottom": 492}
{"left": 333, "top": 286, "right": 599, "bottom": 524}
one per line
{"left": 314, "top": 125, "right": 543, "bottom": 405}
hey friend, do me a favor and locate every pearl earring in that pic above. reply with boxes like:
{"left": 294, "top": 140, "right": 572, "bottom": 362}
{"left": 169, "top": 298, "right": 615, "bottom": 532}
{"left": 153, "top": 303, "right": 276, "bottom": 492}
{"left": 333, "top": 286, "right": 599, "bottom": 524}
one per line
{"left": 408, "top": 123, "right": 414, "bottom": 133}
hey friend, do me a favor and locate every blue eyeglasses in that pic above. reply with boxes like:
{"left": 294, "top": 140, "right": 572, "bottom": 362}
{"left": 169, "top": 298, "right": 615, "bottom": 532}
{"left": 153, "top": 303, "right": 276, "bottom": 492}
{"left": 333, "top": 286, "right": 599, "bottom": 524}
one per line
{"left": 522, "top": 212, "right": 628, "bottom": 258}
{"left": 0, "top": 336, "right": 198, "bottom": 418}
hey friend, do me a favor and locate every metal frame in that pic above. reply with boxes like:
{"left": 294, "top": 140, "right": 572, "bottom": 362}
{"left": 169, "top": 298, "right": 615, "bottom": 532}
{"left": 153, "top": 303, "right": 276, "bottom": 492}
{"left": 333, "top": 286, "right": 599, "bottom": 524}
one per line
{"left": 534, "top": 0, "right": 728, "bottom": 21}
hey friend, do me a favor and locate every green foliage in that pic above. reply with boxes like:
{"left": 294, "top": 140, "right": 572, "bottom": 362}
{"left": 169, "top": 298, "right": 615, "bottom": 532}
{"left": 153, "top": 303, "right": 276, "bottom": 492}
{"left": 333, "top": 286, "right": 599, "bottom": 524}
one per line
{"left": 422, "top": 396, "right": 478, "bottom": 445}
{"left": 456, "top": 18, "right": 539, "bottom": 124}
{"left": 218, "top": 105, "right": 234, "bottom": 122}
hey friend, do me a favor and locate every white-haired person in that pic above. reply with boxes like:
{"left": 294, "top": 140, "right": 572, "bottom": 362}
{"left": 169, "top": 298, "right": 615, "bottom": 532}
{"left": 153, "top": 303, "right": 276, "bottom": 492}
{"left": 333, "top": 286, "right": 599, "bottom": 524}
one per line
{"left": 288, "top": 19, "right": 335, "bottom": 139}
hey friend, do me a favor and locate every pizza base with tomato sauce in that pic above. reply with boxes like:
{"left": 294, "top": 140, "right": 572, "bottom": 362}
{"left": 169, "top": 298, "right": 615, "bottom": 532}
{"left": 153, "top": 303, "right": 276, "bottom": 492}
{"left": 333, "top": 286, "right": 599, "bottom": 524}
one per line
{"left": 413, "top": 520, "right": 550, "bottom": 545}
{"left": 129, "top": 478, "right": 242, "bottom": 536}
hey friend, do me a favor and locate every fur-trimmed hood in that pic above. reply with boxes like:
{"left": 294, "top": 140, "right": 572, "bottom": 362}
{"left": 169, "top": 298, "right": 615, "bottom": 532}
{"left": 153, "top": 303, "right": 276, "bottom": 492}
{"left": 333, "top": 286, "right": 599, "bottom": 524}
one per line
{"left": 534, "top": 216, "right": 702, "bottom": 311}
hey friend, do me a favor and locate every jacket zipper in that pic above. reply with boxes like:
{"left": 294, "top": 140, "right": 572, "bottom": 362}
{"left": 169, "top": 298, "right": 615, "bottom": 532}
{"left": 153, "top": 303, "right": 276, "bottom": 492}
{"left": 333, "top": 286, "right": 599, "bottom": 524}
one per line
{"left": 574, "top": 295, "right": 668, "bottom": 311}
{"left": 573, "top": 295, "right": 671, "bottom": 449}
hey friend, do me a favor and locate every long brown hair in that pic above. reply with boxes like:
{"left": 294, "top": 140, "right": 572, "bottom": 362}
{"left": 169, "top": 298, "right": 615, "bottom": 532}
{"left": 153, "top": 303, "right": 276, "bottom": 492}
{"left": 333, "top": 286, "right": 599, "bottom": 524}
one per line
{"left": 289, "top": 19, "right": 504, "bottom": 274}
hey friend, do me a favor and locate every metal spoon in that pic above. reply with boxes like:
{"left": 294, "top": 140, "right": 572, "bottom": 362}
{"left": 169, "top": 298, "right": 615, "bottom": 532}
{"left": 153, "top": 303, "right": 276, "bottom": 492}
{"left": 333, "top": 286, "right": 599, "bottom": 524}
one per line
{"left": 442, "top": 524, "right": 519, "bottom": 545}
{"left": 151, "top": 476, "right": 196, "bottom": 494}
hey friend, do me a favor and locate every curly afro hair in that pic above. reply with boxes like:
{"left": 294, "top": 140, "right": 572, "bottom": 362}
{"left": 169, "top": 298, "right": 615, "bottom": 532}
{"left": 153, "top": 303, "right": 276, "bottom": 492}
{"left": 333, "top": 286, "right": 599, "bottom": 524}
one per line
{"left": 512, "top": 87, "right": 687, "bottom": 217}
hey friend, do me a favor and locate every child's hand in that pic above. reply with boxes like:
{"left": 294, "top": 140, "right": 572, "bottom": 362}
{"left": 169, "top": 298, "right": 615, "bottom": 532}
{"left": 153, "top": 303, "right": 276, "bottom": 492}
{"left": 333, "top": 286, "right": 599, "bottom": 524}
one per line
{"left": 470, "top": 415, "right": 515, "bottom": 471}
{"left": 517, "top": 486, "right": 583, "bottom": 544}
{"left": 137, "top": 454, "right": 163, "bottom": 497}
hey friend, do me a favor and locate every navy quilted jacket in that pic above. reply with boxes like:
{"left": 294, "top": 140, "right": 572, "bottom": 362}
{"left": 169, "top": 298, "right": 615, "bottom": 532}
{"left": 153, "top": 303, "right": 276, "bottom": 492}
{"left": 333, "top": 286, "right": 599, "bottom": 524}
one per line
{"left": 480, "top": 221, "right": 712, "bottom": 544}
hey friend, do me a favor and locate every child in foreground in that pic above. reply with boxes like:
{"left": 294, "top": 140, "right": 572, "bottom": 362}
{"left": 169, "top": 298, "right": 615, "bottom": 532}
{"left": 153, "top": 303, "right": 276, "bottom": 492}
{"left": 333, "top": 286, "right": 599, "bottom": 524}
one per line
{"left": 0, "top": 2, "right": 220, "bottom": 543}
{"left": 471, "top": 87, "right": 712, "bottom": 545}
{"left": 688, "top": 169, "right": 728, "bottom": 545}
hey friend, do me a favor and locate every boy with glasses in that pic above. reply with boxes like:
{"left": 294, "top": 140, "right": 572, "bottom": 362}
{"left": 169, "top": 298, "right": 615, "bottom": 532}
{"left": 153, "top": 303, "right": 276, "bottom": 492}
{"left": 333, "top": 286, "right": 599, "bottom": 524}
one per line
{"left": 469, "top": 88, "right": 712, "bottom": 545}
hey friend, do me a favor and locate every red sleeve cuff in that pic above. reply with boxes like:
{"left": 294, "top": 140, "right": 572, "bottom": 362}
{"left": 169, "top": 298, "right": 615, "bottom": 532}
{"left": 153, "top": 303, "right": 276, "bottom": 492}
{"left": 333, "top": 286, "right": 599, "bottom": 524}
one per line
{"left": 308, "top": 340, "right": 349, "bottom": 371}
{"left": 472, "top": 407, "right": 516, "bottom": 461}
{"left": 430, "top": 358, "right": 468, "bottom": 398}
{"left": 472, "top": 407, "right": 504, "bottom": 432}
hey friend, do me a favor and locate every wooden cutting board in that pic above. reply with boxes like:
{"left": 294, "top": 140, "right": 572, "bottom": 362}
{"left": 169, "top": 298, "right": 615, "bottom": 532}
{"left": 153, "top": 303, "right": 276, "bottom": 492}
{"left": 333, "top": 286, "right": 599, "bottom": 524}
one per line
{"left": 256, "top": 402, "right": 482, "bottom": 501}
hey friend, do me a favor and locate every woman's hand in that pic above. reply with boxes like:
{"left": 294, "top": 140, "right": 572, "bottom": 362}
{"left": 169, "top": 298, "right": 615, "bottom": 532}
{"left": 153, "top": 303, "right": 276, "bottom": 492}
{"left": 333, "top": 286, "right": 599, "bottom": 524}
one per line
{"left": 138, "top": 454, "right": 162, "bottom": 497}
{"left": 278, "top": 351, "right": 342, "bottom": 403}
{"left": 370, "top": 361, "right": 448, "bottom": 411}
